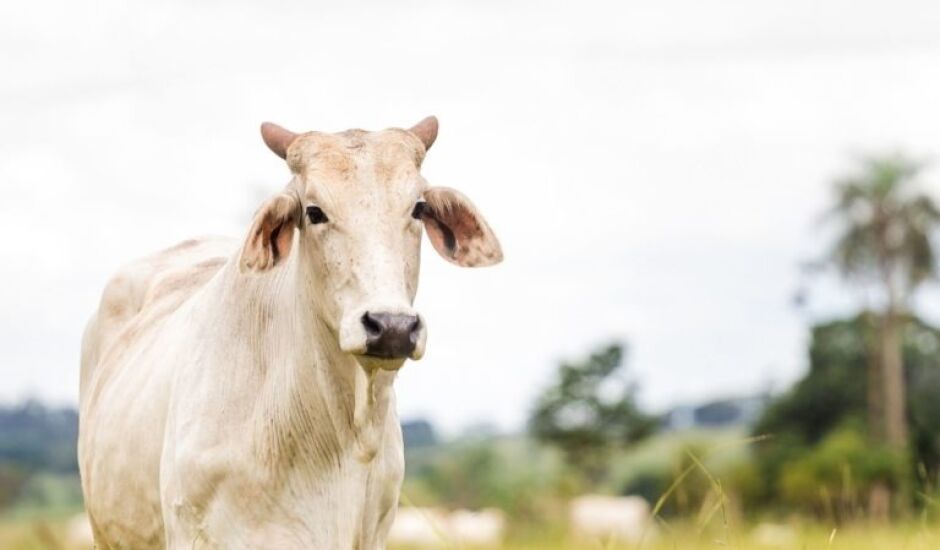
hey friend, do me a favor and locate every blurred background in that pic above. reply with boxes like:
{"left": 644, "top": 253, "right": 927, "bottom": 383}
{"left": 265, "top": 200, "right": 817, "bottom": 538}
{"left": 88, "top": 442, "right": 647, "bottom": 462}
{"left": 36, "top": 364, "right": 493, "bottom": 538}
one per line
{"left": 3, "top": 0, "right": 940, "bottom": 548}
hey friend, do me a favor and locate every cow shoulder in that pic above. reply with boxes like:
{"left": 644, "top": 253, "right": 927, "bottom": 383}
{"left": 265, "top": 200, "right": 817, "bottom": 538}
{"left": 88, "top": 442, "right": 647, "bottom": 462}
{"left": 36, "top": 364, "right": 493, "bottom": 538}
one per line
{"left": 90, "top": 237, "right": 236, "bottom": 367}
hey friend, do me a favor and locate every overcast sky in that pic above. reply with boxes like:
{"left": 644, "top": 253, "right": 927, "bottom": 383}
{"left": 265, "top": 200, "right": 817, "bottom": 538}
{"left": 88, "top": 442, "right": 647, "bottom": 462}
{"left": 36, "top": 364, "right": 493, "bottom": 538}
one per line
{"left": 3, "top": 0, "right": 940, "bottom": 433}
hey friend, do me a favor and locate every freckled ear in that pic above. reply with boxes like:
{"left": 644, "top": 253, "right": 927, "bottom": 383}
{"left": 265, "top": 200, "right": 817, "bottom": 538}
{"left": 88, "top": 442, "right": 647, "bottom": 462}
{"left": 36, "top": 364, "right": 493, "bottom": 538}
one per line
{"left": 239, "top": 193, "right": 301, "bottom": 272}
{"left": 421, "top": 187, "right": 503, "bottom": 267}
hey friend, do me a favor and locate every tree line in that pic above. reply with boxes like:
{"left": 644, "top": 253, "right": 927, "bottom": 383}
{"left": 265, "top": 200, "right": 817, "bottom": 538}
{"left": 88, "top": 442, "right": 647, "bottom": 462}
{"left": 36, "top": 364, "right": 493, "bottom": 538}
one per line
{"left": 528, "top": 153, "right": 940, "bottom": 519}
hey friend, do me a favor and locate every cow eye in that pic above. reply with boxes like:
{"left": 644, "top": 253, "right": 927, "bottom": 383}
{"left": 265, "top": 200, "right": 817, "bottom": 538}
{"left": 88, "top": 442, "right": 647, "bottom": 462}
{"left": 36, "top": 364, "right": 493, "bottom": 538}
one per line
{"left": 306, "top": 205, "right": 329, "bottom": 224}
{"left": 411, "top": 201, "right": 427, "bottom": 220}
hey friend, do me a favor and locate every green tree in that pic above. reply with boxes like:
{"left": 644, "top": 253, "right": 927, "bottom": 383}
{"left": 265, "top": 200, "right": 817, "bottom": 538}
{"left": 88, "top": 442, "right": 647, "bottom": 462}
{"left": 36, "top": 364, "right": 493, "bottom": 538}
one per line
{"left": 824, "top": 154, "right": 940, "bottom": 448}
{"left": 751, "top": 314, "right": 940, "bottom": 515}
{"left": 528, "top": 343, "right": 655, "bottom": 483}
{"left": 779, "top": 423, "right": 907, "bottom": 520}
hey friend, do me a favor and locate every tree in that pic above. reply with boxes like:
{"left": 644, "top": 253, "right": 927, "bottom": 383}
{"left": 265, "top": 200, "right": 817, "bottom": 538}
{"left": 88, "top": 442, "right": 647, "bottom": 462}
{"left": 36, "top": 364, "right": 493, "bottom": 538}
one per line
{"left": 823, "top": 154, "right": 940, "bottom": 448}
{"left": 751, "top": 314, "right": 940, "bottom": 515}
{"left": 0, "top": 400, "right": 78, "bottom": 474}
{"left": 528, "top": 343, "right": 655, "bottom": 483}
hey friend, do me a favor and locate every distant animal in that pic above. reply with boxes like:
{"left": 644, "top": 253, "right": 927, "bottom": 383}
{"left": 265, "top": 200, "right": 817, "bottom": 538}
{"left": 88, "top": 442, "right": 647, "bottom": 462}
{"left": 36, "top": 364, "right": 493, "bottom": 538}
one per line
{"left": 77, "top": 117, "right": 502, "bottom": 549}
{"left": 751, "top": 522, "right": 797, "bottom": 548}
{"left": 386, "top": 507, "right": 450, "bottom": 546}
{"left": 568, "top": 495, "right": 653, "bottom": 543}
{"left": 387, "top": 507, "right": 506, "bottom": 547}
{"left": 448, "top": 508, "right": 506, "bottom": 546}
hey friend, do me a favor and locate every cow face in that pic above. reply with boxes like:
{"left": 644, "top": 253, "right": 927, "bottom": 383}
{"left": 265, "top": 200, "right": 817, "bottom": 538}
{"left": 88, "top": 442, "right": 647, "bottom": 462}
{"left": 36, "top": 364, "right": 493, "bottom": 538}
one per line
{"left": 240, "top": 117, "right": 502, "bottom": 370}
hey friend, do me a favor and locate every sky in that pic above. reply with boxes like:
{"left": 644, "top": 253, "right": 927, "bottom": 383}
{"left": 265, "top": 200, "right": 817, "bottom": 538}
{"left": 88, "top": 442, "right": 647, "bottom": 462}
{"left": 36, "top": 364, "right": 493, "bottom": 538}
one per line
{"left": 3, "top": 0, "right": 940, "bottom": 434}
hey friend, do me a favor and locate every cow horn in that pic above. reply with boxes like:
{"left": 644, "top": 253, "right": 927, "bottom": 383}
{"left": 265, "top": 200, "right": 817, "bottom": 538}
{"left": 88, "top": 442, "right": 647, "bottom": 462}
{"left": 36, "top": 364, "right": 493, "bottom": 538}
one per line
{"left": 260, "top": 122, "right": 298, "bottom": 160}
{"left": 409, "top": 116, "right": 439, "bottom": 151}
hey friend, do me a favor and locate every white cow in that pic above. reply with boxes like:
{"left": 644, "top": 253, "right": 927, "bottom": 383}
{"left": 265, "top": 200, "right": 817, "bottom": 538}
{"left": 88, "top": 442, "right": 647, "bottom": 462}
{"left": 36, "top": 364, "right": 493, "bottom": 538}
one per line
{"left": 387, "top": 507, "right": 506, "bottom": 547}
{"left": 569, "top": 495, "right": 654, "bottom": 544}
{"left": 386, "top": 507, "right": 451, "bottom": 547}
{"left": 449, "top": 508, "right": 507, "bottom": 546}
{"left": 78, "top": 117, "right": 502, "bottom": 549}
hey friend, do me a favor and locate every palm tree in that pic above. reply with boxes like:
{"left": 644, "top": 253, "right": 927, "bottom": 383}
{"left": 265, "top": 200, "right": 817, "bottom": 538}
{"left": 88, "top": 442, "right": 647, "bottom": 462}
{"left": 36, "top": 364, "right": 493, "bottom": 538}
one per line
{"left": 826, "top": 153, "right": 940, "bottom": 448}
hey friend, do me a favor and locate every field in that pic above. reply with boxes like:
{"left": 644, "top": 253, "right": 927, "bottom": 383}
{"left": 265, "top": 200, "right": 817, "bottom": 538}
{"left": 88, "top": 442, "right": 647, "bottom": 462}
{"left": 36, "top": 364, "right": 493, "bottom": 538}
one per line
{"left": 2, "top": 517, "right": 940, "bottom": 550}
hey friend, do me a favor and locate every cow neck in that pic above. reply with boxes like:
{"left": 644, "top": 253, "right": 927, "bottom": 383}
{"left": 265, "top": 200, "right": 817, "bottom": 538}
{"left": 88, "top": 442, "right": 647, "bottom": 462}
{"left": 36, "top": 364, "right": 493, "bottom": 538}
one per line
{"left": 222, "top": 253, "right": 396, "bottom": 471}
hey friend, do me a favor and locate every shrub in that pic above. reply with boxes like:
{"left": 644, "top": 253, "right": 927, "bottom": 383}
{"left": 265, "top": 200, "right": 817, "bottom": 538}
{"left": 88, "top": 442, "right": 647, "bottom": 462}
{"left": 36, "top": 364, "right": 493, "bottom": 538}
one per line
{"left": 779, "top": 423, "right": 908, "bottom": 519}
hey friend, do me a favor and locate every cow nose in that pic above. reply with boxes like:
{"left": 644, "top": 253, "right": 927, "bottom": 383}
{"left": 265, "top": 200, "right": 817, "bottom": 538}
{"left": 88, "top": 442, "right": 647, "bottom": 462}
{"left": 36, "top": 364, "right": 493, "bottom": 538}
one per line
{"left": 362, "top": 312, "right": 421, "bottom": 359}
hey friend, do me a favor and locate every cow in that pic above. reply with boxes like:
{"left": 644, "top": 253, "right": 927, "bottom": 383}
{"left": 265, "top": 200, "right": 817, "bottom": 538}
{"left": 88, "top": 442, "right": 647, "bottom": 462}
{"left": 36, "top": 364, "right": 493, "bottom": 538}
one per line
{"left": 386, "top": 507, "right": 450, "bottom": 547}
{"left": 448, "top": 508, "right": 507, "bottom": 546}
{"left": 386, "top": 507, "right": 506, "bottom": 547}
{"left": 568, "top": 495, "right": 654, "bottom": 544}
{"left": 77, "top": 117, "right": 502, "bottom": 549}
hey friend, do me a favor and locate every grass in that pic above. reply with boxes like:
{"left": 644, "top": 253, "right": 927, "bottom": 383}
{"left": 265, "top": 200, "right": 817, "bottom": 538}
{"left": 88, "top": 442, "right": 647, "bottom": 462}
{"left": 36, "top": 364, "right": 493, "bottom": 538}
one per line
{"left": 3, "top": 432, "right": 937, "bottom": 548}
{"left": 493, "top": 523, "right": 940, "bottom": 549}
{"left": 0, "top": 517, "right": 81, "bottom": 550}
{"left": 385, "top": 432, "right": 940, "bottom": 549}
{"left": 1, "top": 517, "right": 939, "bottom": 550}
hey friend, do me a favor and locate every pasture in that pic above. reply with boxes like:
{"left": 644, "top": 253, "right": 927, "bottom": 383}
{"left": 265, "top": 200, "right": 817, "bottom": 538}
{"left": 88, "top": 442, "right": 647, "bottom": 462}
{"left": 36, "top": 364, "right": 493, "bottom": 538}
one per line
{"left": 1, "top": 517, "right": 939, "bottom": 549}
{"left": 5, "top": 1, "right": 940, "bottom": 547}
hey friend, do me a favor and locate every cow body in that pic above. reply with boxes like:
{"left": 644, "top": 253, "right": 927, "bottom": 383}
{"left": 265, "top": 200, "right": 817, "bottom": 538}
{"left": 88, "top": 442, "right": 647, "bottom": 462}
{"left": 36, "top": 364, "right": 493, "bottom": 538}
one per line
{"left": 78, "top": 118, "right": 501, "bottom": 549}
{"left": 80, "top": 237, "right": 404, "bottom": 549}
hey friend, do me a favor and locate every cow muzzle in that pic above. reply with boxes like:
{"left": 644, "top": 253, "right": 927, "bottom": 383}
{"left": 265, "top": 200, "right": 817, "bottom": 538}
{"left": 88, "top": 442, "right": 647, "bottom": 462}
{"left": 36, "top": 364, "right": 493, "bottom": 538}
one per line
{"left": 362, "top": 312, "right": 421, "bottom": 359}
{"left": 339, "top": 305, "right": 427, "bottom": 367}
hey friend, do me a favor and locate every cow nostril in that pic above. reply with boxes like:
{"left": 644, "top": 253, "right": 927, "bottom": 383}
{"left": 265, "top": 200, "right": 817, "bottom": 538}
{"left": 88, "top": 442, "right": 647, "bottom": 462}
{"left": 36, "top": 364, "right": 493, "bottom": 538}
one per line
{"left": 408, "top": 317, "right": 421, "bottom": 342}
{"left": 361, "top": 312, "right": 383, "bottom": 337}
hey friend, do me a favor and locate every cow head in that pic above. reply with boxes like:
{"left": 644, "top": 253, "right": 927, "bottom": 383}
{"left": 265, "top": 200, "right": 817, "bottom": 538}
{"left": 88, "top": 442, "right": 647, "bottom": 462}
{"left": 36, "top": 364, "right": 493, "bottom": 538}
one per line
{"left": 239, "top": 117, "right": 502, "bottom": 370}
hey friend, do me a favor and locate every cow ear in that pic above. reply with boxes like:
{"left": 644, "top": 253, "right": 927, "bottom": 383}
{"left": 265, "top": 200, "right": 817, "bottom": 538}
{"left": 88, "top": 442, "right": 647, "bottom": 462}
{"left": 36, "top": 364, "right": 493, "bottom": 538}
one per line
{"left": 421, "top": 187, "right": 503, "bottom": 267}
{"left": 240, "top": 193, "right": 302, "bottom": 272}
